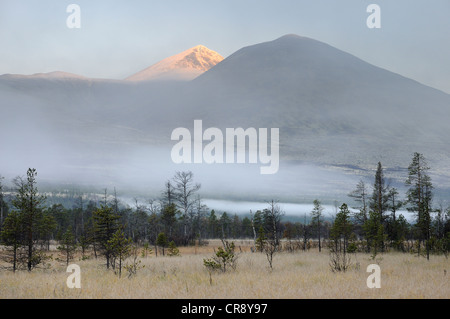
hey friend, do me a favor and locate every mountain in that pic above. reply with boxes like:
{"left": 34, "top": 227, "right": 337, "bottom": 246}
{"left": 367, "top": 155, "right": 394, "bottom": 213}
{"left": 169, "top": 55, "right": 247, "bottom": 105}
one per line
{"left": 1, "top": 34, "right": 450, "bottom": 199}
{"left": 125, "top": 45, "right": 223, "bottom": 82}
{"left": 0, "top": 71, "right": 87, "bottom": 80}
{"left": 186, "top": 34, "right": 450, "bottom": 172}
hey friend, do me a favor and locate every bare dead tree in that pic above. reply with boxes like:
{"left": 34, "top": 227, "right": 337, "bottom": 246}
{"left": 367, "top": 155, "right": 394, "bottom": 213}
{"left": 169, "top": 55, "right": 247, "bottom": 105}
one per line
{"left": 172, "top": 171, "right": 201, "bottom": 245}
{"left": 263, "top": 200, "right": 284, "bottom": 248}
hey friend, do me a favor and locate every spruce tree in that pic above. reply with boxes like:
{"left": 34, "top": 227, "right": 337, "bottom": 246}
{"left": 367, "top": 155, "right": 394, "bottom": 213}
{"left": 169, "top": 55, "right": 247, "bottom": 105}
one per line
{"left": 12, "top": 168, "right": 47, "bottom": 271}
{"left": 93, "top": 205, "right": 120, "bottom": 269}
{"left": 348, "top": 179, "right": 369, "bottom": 225}
{"left": 348, "top": 179, "right": 370, "bottom": 251}
{"left": 370, "top": 162, "right": 389, "bottom": 219}
{"left": 369, "top": 162, "right": 389, "bottom": 251}
{"left": 405, "top": 152, "right": 433, "bottom": 260}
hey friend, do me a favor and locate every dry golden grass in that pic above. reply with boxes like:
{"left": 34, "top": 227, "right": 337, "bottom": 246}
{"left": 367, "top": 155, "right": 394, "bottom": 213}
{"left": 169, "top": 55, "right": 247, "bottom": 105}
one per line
{"left": 0, "top": 242, "right": 448, "bottom": 299}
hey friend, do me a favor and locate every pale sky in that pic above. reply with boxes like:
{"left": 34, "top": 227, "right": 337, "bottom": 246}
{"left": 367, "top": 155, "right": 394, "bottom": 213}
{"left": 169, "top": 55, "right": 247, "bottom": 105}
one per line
{"left": 1, "top": 0, "right": 449, "bottom": 93}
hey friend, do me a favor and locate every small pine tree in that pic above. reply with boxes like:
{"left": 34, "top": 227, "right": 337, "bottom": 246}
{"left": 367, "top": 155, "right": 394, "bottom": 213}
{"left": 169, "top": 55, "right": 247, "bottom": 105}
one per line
{"left": 217, "top": 240, "right": 237, "bottom": 272}
{"left": 156, "top": 232, "right": 168, "bottom": 256}
{"left": 0, "top": 211, "right": 22, "bottom": 272}
{"left": 254, "top": 225, "right": 278, "bottom": 270}
{"left": 141, "top": 242, "right": 153, "bottom": 258}
{"left": 57, "top": 229, "right": 77, "bottom": 265}
{"left": 329, "top": 204, "right": 353, "bottom": 272}
{"left": 363, "top": 210, "right": 386, "bottom": 259}
{"left": 78, "top": 233, "right": 91, "bottom": 260}
{"left": 203, "top": 240, "right": 237, "bottom": 274}
{"left": 255, "top": 226, "right": 267, "bottom": 253}
{"left": 124, "top": 245, "right": 144, "bottom": 278}
{"left": 167, "top": 240, "right": 180, "bottom": 256}
{"left": 203, "top": 258, "right": 221, "bottom": 285}
{"left": 107, "top": 228, "right": 132, "bottom": 278}
{"left": 40, "top": 211, "right": 57, "bottom": 251}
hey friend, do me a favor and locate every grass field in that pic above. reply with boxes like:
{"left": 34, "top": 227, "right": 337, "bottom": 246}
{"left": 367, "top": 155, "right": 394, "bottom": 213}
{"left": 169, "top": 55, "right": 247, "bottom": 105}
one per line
{"left": 0, "top": 240, "right": 448, "bottom": 299}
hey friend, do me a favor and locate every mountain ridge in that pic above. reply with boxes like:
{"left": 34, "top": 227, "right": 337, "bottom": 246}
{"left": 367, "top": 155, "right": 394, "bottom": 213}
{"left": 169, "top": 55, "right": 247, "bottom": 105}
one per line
{"left": 1, "top": 34, "right": 450, "bottom": 196}
{"left": 0, "top": 71, "right": 87, "bottom": 80}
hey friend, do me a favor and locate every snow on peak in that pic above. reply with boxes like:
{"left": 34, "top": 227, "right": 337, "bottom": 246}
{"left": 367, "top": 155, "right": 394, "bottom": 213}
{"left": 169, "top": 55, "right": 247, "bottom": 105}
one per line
{"left": 125, "top": 45, "right": 224, "bottom": 82}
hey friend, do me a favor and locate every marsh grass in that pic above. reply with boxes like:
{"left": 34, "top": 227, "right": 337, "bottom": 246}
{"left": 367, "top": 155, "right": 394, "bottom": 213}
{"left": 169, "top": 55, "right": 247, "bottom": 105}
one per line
{"left": 0, "top": 243, "right": 448, "bottom": 299}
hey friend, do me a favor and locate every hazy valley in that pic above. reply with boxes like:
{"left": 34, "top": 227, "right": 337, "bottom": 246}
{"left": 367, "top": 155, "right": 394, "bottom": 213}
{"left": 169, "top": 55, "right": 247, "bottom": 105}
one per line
{"left": 1, "top": 34, "right": 450, "bottom": 206}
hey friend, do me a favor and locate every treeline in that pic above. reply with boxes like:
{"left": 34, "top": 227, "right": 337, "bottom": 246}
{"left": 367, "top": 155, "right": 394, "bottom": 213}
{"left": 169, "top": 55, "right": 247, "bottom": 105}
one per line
{"left": 0, "top": 152, "right": 449, "bottom": 273}
{"left": 344, "top": 153, "right": 450, "bottom": 260}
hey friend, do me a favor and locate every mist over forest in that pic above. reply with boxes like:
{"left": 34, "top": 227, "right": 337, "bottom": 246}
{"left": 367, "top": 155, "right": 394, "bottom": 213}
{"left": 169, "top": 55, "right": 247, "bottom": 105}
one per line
{"left": 2, "top": 35, "right": 450, "bottom": 215}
